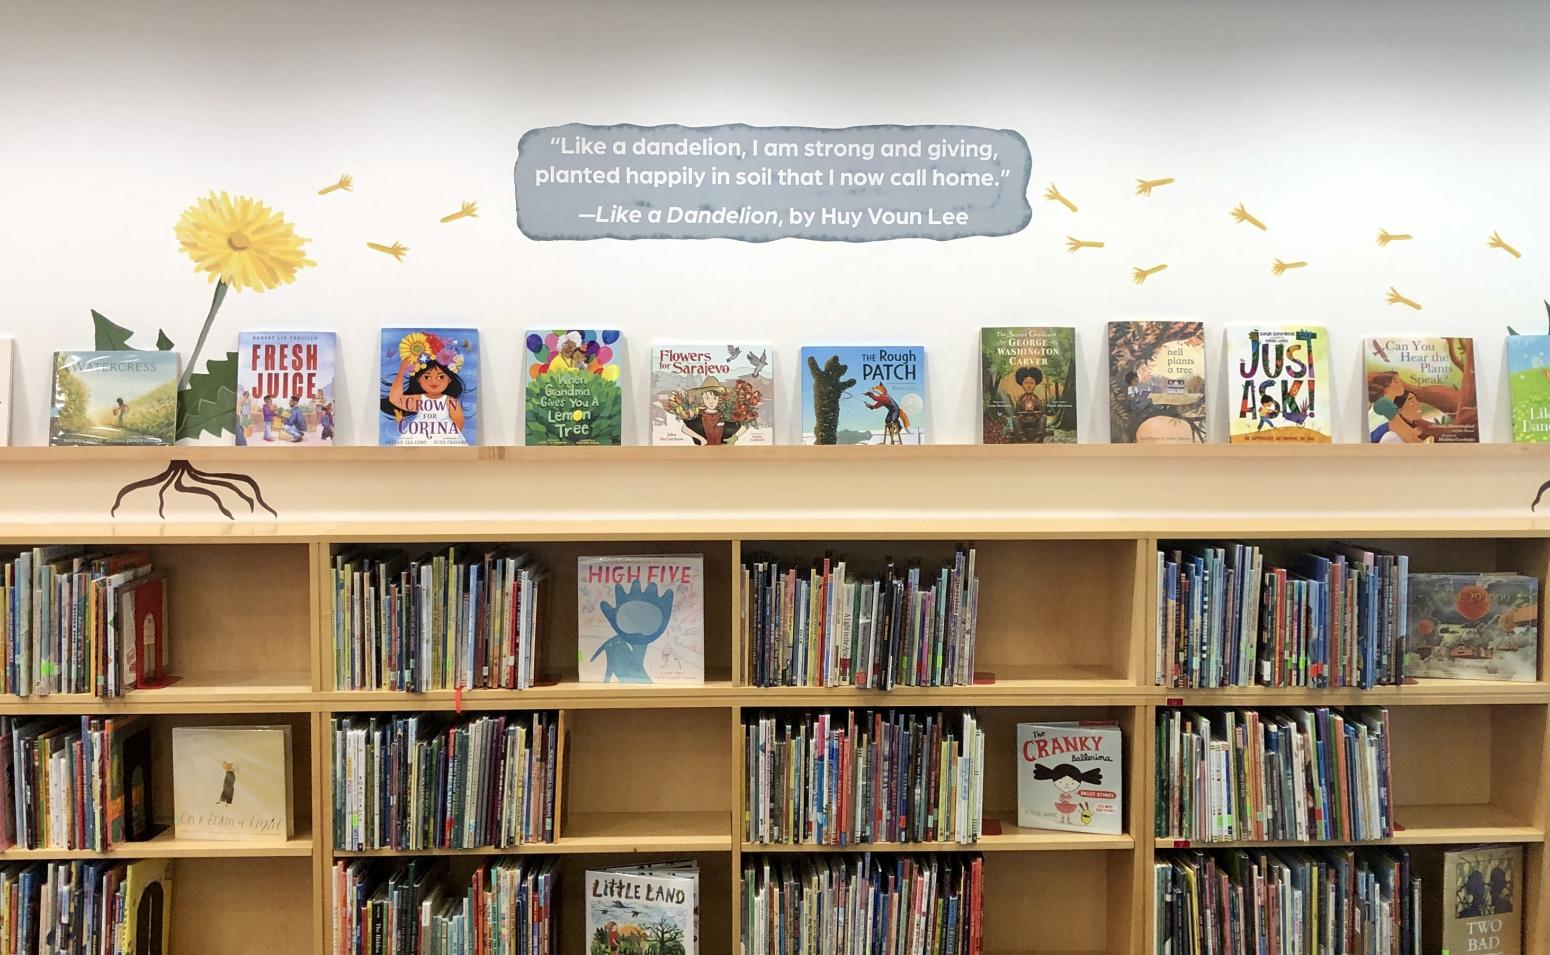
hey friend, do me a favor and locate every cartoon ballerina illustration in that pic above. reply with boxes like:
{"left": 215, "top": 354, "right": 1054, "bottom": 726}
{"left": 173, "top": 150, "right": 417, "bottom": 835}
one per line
{"left": 1033, "top": 762, "right": 1102, "bottom": 825}
{"left": 382, "top": 332, "right": 468, "bottom": 446}
{"left": 217, "top": 761, "right": 236, "bottom": 805}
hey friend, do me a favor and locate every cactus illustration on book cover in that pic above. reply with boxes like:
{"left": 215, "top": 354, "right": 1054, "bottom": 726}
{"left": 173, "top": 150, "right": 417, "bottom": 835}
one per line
{"left": 526, "top": 329, "right": 623, "bottom": 445}
{"left": 800, "top": 345, "right": 928, "bottom": 445}
{"left": 577, "top": 555, "right": 704, "bottom": 684}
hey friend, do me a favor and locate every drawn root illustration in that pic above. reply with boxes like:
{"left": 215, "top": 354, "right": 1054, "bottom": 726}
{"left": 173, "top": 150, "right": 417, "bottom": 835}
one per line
{"left": 1135, "top": 177, "right": 1174, "bottom": 196}
{"left": 1531, "top": 481, "right": 1550, "bottom": 511}
{"left": 440, "top": 201, "right": 479, "bottom": 223}
{"left": 1488, "top": 231, "right": 1522, "bottom": 259}
{"left": 1376, "top": 229, "right": 1412, "bottom": 246}
{"left": 1066, "top": 236, "right": 1105, "bottom": 253}
{"left": 1133, "top": 264, "right": 1168, "bottom": 285}
{"left": 1231, "top": 204, "right": 1267, "bottom": 231}
{"left": 1044, "top": 184, "right": 1077, "bottom": 213}
{"left": 1386, "top": 286, "right": 1423, "bottom": 311}
{"left": 1271, "top": 258, "right": 1307, "bottom": 276}
{"left": 110, "top": 460, "right": 277, "bottom": 520}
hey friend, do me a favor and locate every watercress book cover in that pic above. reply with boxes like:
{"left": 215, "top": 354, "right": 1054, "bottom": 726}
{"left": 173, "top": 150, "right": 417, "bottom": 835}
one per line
{"left": 650, "top": 342, "right": 773, "bottom": 446}
{"left": 1364, "top": 336, "right": 1479, "bottom": 443}
{"left": 1507, "top": 334, "right": 1550, "bottom": 442}
{"left": 1107, "top": 320, "right": 1206, "bottom": 443}
{"left": 1225, "top": 325, "right": 1331, "bottom": 443}
{"left": 1016, "top": 721, "right": 1123, "bottom": 834}
{"left": 980, "top": 326, "right": 1077, "bottom": 443}
{"left": 526, "top": 329, "right": 623, "bottom": 445}
{"left": 800, "top": 345, "right": 928, "bottom": 445}
{"left": 577, "top": 555, "right": 704, "bottom": 684}
{"left": 236, "top": 331, "right": 336, "bottom": 445}
{"left": 378, "top": 328, "right": 479, "bottom": 446}
{"left": 171, "top": 725, "right": 294, "bottom": 842}
{"left": 49, "top": 350, "right": 179, "bottom": 446}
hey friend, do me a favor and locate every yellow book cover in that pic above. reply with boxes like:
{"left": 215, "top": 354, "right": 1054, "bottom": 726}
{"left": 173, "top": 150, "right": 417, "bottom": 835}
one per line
{"left": 121, "top": 857, "right": 172, "bottom": 955}
{"left": 1226, "top": 325, "right": 1332, "bottom": 443}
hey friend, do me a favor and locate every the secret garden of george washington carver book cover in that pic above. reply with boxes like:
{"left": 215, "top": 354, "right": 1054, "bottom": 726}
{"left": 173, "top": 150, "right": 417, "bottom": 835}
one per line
{"left": 577, "top": 556, "right": 704, "bottom": 684}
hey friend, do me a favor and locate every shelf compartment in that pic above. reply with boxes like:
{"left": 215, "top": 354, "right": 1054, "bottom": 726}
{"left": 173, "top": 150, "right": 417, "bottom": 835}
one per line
{"left": 979, "top": 850, "right": 1136, "bottom": 955}
{"left": 334, "top": 810, "right": 732, "bottom": 856}
{"left": 1155, "top": 803, "right": 1542, "bottom": 849}
{"left": 173, "top": 856, "right": 313, "bottom": 955}
{"left": 742, "top": 810, "right": 1133, "bottom": 853}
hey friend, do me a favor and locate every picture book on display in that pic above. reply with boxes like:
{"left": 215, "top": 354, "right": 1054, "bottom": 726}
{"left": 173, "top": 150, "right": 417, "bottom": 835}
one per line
{"left": 1226, "top": 325, "right": 1331, "bottom": 443}
{"left": 379, "top": 328, "right": 478, "bottom": 446}
{"left": 1364, "top": 336, "right": 1479, "bottom": 443}
{"left": 49, "top": 350, "right": 178, "bottom": 446}
{"left": 980, "top": 326, "right": 1077, "bottom": 443}
{"left": 1507, "top": 334, "right": 1550, "bottom": 442}
{"left": 1406, "top": 573, "right": 1538, "bottom": 682}
{"left": 123, "top": 858, "right": 173, "bottom": 955}
{"left": 525, "top": 329, "right": 623, "bottom": 445}
{"left": 800, "top": 345, "right": 928, "bottom": 445}
{"left": 1443, "top": 845, "right": 1522, "bottom": 955}
{"left": 650, "top": 342, "right": 773, "bottom": 446}
{"left": 0, "top": 337, "right": 11, "bottom": 446}
{"left": 236, "top": 331, "right": 336, "bottom": 445}
{"left": 585, "top": 861, "right": 699, "bottom": 955}
{"left": 1107, "top": 320, "right": 1206, "bottom": 443}
{"left": 1016, "top": 721, "right": 1122, "bottom": 834}
{"left": 577, "top": 555, "right": 704, "bottom": 684}
{"left": 171, "top": 724, "right": 294, "bottom": 841}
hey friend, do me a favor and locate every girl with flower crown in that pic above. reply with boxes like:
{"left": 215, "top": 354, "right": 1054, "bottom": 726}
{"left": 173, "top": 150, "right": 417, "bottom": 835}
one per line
{"left": 383, "top": 332, "right": 468, "bottom": 445}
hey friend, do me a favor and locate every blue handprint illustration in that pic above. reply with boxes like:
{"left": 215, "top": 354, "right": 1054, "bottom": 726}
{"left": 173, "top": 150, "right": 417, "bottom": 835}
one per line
{"left": 590, "top": 580, "right": 675, "bottom": 682}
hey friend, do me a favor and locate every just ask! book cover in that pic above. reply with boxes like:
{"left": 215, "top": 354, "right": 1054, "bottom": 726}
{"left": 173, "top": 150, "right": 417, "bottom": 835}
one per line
{"left": 651, "top": 343, "right": 773, "bottom": 446}
{"left": 236, "top": 331, "right": 336, "bottom": 445}
{"left": 800, "top": 345, "right": 928, "bottom": 445}
{"left": 379, "top": 328, "right": 479, "bottom": 446}
{"left": 577, "top": 555, "right": 704, "bottom": 684}
{"left": 1226, "top": 325, "right": 1331, "bottom": 443}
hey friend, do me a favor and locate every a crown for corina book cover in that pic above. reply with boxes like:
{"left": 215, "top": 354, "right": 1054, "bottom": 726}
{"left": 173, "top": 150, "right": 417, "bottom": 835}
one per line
{"left": 1443, "top": 845, "right": 1522, "bottom": 955}
{"left": 1507, "top": 335, "right": 1550, "bottom": 442}
{"left": 379, "top": 328, "right": 478, "bottom": 446}
{"left": 650, "top": 343, "right": 773, "bottom": 446}
{"left": 1226, "top": 325, "right": 1331, "bottom": 443}
{"left": 981, "top": 327, "right": 1077, "bottom": 443}
{"left": 577, "top": 555, "right": 704, "bottom": 684}
{"left": 1406, "top": 573, "right": 1537, "bottom": 682}
{"left": 1364, "top": 336, "right": 1479, "bottom": 444}
{"left": 237, "top": 331, "right": 336, "bottom": 445}
{"left": 1107, "top": 321, "right": 1206, "bottom": 444}
{"left": 49, "top": 350, "right": 179, "bottom": 446}
{"left": 800, "top": 345, "right": 928, "bottom": 445}
{"left": 526, "top": 330, "right": 623, "bottom": 445}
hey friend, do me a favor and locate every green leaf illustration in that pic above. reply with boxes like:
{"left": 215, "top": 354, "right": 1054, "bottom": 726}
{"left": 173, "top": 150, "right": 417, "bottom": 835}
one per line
{"left": 156, "top": 329, "right": 175, "bottom": 351}
{"left": 1509, "top": 326, "right": 1521, "bottom": 336}
{"left": 91, "top": 310, "right": 135, "bottom": 350}
{"left": 176, "top": 350, "right": 238, "bottom": 441}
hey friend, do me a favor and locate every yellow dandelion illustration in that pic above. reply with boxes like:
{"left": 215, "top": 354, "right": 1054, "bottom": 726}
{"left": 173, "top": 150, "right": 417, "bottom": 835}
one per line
{"left": 1135, "top": 177, "right": 1175, "bottom": 197}
{"left": 1231, "top": 204, "right": 1268, "bottom": 231}
{"left": 1386, "top": 287, "right": 1423, "bottom": 311}
{"left": 1044, "top": 184, "right": 1078, "bottom": 213}
{"left": 440, "top": 201, "right": 479, "bottom": 223}
{"left": 1376, "top": 229, "right": 1412, "bottom": 246}
{"left": 1488, "top": 231, "right": 1522, "bottom": 259}
{"left": 367, "top": 241, "right": 409, "bottom": 262}
{"left": 1066, "top": 236, "right": 1105, "bottom": 253}
{"left": 1271, "top": 259, "right": 1307, "bottom": 276}
{"left": 1133, "top": 264, "right": 1168, "bottom": 285}
{"left": 175, "top": 191, "right": 314, "bottom": 293}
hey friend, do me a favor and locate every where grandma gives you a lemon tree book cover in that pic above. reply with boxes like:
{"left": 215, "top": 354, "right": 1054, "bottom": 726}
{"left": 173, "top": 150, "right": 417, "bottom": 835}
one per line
{"left": 800, "top": 345, "right": 928, "bottom": 445}
{"left": 526, "top": 329, "right": 623, "bottom": 445}
{"left": 1226, "top": 324, "right": 1331, "bottom": 443}
{"left": 379, "top": 328, "right": 479, "bottom": 446}
{"left": 980, "top": 326, "right": 1077, "bottom": 443}
{"left": 577, "top": 555, "right": 704, "bottom": 684}
{"left": 1364, "top": 336, "right": 1479, "bottom": 444}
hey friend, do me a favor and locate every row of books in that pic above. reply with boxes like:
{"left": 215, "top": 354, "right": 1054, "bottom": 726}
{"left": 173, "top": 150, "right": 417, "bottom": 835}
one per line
{"left": 332, "top": 857, "right": 558, "bottom": 955}
{"left": 739, "top": 548, "right": 980, "bottom": 689}
{"left": 0, "top": 858, "right": 171, "bottom": 955}
{"left": 1154, "top": 542, "right": 1410, "bottom": 689}
{"left": 0, "top": 547, "right": 167, "bottom": 698}
{"left": 1155, "top": 708, "right": 1393, "bottom": 843}
{"left": 33, "top": 325, "right": 1550, "bottom": 448}
{"left": 2, "top": 716, "right": 154, "bottom": 852}
{"left": 743, "top": 710, "right": 985, "bottom": 846}
{"left": 1154, "top": 848, "right": 1419, "bottom": 955}
{"left": 331, "top": 712, "right": 558, "bottom": 851}
{"left": 741, "top": 854, "right": 984, "bottom": 955}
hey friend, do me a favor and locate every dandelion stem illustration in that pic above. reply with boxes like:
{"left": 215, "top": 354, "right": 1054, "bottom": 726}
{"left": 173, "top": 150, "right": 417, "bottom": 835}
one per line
{"left": 367, "top": 241, "right": 409, "bottom": 261}
{"left": 1488, "top": 231, "right": 1522, "bottom": 259}
{"left": 440, "top": 201, "right": 479, "bottom": 223}
{"left": 317, "top": 174, "right": 352, "bottom": 196}
{"left": 1044, "top": 184, "right": 1078, "bottom": 213}
{"left": 1066, "top": 236, "right": 1105, "bottom": 253}
{"left": 1231, "top": 204, "right": 1268, "bottom": 231}
{"left": 1133, "top": 264, "right": 1169, "bottom": 285}
{"left": 1386, "top": 286, "right": 1423, "bottom": 310}
{"left": 1135, "top": 177, "right": 1175, "bottom": 196}
{"left": 1271, "top": 259, "right": 1307, "bottom": 276}
{"left": 1376, "top": 229, "right": 1412, "bottom": 246}
{"left": 179, "top": 281, "right": 228, "bottom": 391}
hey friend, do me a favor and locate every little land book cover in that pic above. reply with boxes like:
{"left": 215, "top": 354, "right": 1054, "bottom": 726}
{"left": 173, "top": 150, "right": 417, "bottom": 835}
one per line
{"left": 578, "top": 555, "right": 705, "bottom": 684}
{"left": 1406, "top": 573, "right": 1538, "bottom": 682}
{"left": 171, "top": 725, "right": 294, "bottom": 841}
{"left": 650, "top": 343, "right": 773, "bottom": 446}
{"left": 236, "top": 331, "right": 336, "bottom": 445}
{"left": 379, "top": 328, "right": 479, "bottom": 446}
{"left": 1016, "top": 722, "right": 1123, "bottom": 835}
{"left": 1226, "top": 325, "right": 1331, "bottom": 443}
{"left": 800, "top": 345, "right": 928, "bottom": 445}
{"left": 980, "top": 327, "right": 1077, "bottom": 443}
{"left": 1508, "top": 335, "right": 1550, "bottom": 442}
{"left": 1365, "top": 336, "right": 1479, "bottom": 444}
{"left": 1444, "top": 845, "right": 1522, "bottom": 955}
{"left": 526, "top": 329, "right": 623, "bottom": 445}
{"left": 49, "top": 351, "right": 178, "bottom": 446}
{"left": 1106, "top": 321, "right": 1206, "bottom": 444}
{"left": 586, "top": 862, "right": 699, "bottom": 955}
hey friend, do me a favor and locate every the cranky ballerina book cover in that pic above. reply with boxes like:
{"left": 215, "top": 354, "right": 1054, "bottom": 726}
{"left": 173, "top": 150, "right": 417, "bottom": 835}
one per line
{"left": 1226, "top": 325, "right": 1331, "bottom": 443}
{"left": 800, "top": 345, "right": 929, "bottom": 445}
{"left": 577, "top": 555, "right": 705, "bottom": 684}
{"left": 526, "top": 329, "right": 623, "bottom": 445}
{"left": 378, "top": 328, "right": 479, "bottom": 446}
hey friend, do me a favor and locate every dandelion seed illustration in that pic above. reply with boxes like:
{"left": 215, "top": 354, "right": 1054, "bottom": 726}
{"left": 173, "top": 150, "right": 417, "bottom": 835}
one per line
{"left": 1133, "top": 264, "right": 1168, "bottom": 285}
{"left": 367, "top": 241, "right": 409, "bottom": 262}
{"left": 440, "top": 201, "right": 478, "bottom": 223}
{"left": 1044, "top": 184, "right": 1078, "bottom": 213}
{"left": 1271, "top": 259, "right": 1307, "bottom": 276}
{"left": 1066, "top": 236, "right": 1105, "bottom": 253}
{"left": 317, "top": 174, "right": 352, "bottom": 196}
{"left": 1386, "top": 287, "right": 1423, "bottom": 311}
{"left": 1230, "top": 204, "right": 1267, "bottom": 231}
{"left": 1135, "top": 177, "right": 1175, "bottom": 197}
{"left": 1488, "top": 231, "right": 1522, "bottom": 259}
{"left": 1376, "top": 229, "right": 1412, "bottom": 246}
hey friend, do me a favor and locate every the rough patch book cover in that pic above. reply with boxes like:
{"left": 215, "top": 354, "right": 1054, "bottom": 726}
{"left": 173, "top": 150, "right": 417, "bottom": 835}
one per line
{"left": 800, "top": 345, "right": 928, "bottom": 445}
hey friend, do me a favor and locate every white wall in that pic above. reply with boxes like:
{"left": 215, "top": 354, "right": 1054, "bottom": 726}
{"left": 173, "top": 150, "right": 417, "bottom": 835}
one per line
{"left": 0, "top": 0, "right": 1545, "bottom": 446}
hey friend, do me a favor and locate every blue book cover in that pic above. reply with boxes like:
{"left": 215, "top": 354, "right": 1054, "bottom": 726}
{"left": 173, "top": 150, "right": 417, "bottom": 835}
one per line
{"left": 378, "top": 328, "right": 479, "bottom": 446}
{"left": 800, "top": 345, "right": 929, "bottom": 445}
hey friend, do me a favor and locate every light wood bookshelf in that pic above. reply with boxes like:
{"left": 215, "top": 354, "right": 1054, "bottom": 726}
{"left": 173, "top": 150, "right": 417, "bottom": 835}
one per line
{"left": 1, "top": 448, "right": 1547, "bottom": 954}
